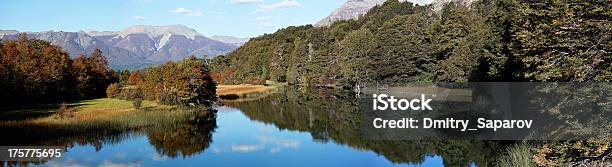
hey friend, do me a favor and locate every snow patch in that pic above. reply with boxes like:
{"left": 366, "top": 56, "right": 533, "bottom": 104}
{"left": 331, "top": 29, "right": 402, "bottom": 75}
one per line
{"left": 157, "top": 33, "right": 172, "bottom": 50}
{"left": 118, "top": 25, "right": 201, "bottom": 40}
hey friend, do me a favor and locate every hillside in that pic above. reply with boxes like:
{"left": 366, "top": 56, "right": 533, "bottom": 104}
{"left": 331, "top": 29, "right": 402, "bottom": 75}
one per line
{"left": 211, "top": 0, "right": 611, "bottom": 87}
{"left": 314, "top": 0, "right": 475, "bottom": 27}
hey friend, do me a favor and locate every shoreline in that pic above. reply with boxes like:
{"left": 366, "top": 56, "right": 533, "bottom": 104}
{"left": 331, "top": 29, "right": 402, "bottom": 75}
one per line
{"left": 0, "top": 98, "right": 212, "bottom": 144}
{"left": 217, "top": 82, "right": 284, "bottom": 101}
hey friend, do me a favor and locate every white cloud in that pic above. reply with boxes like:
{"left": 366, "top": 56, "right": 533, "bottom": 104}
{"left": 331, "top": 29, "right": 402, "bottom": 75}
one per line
{"left": 46, "top": 158, "right": 90, "bottom": 167}
{"left": 171, "top": 8, "right": 203, "bottom": 17}
{"left": 149, "top": 152, "right": 167, "bottom": 161}
{"left": 47, "top": 159, "right": 141, "bottom": 167}
{"left": 256, "top": 135, "right": 300, "bottom": 149}
{"left": 98, "top": 160, "right": 142, "bottom": 167}
{"left": 231, "top": 0, "right": 263, "bottom": 4}
{"left": 231, "top": 144, "right": 263, "bottom": 152}
{"left": 133, "top": 16, "right": 145, "bottom": 20}
{"left": 256, "top": 16, "right": 275, "bottom": 27}
{"left": 256, "top": 0, "right": 302, "bottom": 12}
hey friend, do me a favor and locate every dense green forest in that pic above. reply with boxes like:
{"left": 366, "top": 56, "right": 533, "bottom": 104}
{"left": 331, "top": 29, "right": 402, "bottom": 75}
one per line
{"left": 0, "top": 34, "right": 116, "bottom": 106}
{"left": 211, "top": 0, "right": 611, "bottom": 87}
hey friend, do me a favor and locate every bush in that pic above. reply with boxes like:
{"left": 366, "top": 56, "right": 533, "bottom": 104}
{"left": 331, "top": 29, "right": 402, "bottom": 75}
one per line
{"left": 124, "top": 87, "right": 144, "bottom": 109}
{"left": 159, "top": 90, "right": 180, "bottom": 105}
{"left": 106, "top": 83, "right": 121, "bottom": 98}
{"left": 497, "top": 143, "right": 537, "bottom": 167}
{"left": 56, "top": 103, "right": 76, "bottom": 118}
{"left": 132, "top": 99, "right": 143, "bottom": 109}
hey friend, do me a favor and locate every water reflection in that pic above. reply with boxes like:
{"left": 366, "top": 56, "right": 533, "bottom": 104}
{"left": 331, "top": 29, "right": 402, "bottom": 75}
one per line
{"left": 2, "top": 87, "right": 508, "bottom": 167}
{"left": 145, "top": 112, "right": 217, "bottom": 158}
{"left": 223, "top": 87, "right": 499, "bottom": 166}
{"left": 1, "top": 109, "right": 217, "bottom": 166}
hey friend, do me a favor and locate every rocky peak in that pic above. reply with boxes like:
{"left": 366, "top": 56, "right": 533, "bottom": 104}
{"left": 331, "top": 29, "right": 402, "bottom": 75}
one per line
{"left": 315, "top": 0, "right": 387, "bottom": 27}
{"left": 117, "top": 24, "right": 202, "bottom": 40}
{"left": 315, "top": 0, "right": 468, "bottom": 27}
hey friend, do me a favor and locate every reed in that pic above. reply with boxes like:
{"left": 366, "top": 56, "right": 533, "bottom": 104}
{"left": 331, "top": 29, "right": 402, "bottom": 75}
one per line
{"left": 0, "top": 98, "right": 210, "bottom": 144}
{"left": 496, "top": 143, "right": 537, "bottom": 167}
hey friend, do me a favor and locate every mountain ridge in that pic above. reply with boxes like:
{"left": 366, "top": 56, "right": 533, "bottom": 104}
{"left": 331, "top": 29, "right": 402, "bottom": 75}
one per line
{"left": 1, "top": 25, "right": 243, "bottom": 70}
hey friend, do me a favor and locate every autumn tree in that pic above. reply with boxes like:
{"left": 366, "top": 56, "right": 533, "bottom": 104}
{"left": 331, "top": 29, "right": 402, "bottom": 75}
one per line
{"left": 0, "top": 34, "right": 116, "bottom": 107}
{"left": 114, "top": 56, "right": 217, "bottom": 106}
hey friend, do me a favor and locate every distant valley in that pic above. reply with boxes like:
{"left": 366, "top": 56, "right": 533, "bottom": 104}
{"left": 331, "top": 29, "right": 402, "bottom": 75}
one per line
{"left": 0, "top": 25, "right": 249, "bottom": 70}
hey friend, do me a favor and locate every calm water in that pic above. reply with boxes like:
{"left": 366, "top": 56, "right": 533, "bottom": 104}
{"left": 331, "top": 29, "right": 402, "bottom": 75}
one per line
{"left": 42, "top": 106, "right": 448, "bottom": 167}
{"left": 6, "top": 88, "right": 497, "bottom": 167}
{"left": 4, "top": 84, "right": 606, "bottom": 166}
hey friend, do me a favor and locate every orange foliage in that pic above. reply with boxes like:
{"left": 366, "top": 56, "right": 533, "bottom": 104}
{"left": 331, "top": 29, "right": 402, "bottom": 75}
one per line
{"left": 212, "top": 68, "right": 236, "bottom": 84}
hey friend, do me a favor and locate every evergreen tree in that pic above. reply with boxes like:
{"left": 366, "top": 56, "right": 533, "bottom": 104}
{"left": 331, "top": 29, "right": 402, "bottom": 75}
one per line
{"left": 509, "top": 0, "right": 611, "bottom": 81}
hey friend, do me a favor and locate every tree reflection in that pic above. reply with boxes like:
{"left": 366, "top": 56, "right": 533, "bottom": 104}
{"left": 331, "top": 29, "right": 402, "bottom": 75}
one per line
{"left": 223, "top": 87, "right": 501, "bottom": 166}
{"left": 0, "top": 107, "right": 218, "bottom": 166}
{"left": 146, "top": 109, "right": 217, "bottom": 158}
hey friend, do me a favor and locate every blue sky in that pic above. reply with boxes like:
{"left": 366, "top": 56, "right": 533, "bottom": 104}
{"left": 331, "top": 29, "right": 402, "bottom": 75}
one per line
{"left": 0, "top": 0, "right": 348, "bottom": 37}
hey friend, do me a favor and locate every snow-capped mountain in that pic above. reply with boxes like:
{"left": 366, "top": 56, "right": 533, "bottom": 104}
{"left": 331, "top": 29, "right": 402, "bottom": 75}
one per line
{"left": 1, "top": 25, "right": 240, "bottom": 70}
{"left": 116, "top": 25, "right": 202, "bottom": 40}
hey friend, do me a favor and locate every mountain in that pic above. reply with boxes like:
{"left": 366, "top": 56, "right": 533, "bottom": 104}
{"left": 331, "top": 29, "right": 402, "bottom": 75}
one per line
{"left": 209, "top": 35, "right": 250, "bottom": 46}
{"left": 1, "top": 31, "right": 149, "bottom": 70}
{"left": 116, "top": 25, "right": 202, "bottom": 40}
{"left": 1, "top": 25, "right": 239, "bottom": 70}
{"left": 83, "top": 30, "right": 118, "bottom": 37}
{"left": 314, "top": 0, "right": 468, "bottom": 27}
{"left": 315, "top": 0, "right": 388, "bottom": 27}
{"left": 0, "top": 30, "right": 19, "bottom": 37}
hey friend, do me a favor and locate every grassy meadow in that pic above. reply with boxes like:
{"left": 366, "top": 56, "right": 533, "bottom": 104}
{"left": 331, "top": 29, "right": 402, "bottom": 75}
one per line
{"left": 0, "top": 98, "right": 210, "bottom": 144}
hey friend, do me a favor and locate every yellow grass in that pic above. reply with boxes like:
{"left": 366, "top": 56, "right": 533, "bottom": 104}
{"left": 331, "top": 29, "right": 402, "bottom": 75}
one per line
{"left": 216, "top": 82, "right": 283, "bottom": 101}
{"left": 217, "top": 84, "right": 276, "bottom": 96}
{"left": 0, "top": 98, "right": 210, "bottom": 144}
{"left": 17, "top": 98, "right": 173, "bottom": 125}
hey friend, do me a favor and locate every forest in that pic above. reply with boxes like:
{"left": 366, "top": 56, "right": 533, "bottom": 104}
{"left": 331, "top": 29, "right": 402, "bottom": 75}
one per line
{"left": 0, "top": 34, "right": 116, "bottom": 106}
{"left": 210, "top": 0, "right": 610, "bottom": 88}
{"left": 108, "top": 56, "right": 217, "bottom": 106}
{"left": 0, "top": 34, "right": 217, "bottom": 108}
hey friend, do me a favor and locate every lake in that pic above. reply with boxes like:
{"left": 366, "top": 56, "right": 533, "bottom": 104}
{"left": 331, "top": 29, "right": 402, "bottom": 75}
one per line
{"left": 6, "top": 88, "right": 499, "bottom": 167}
